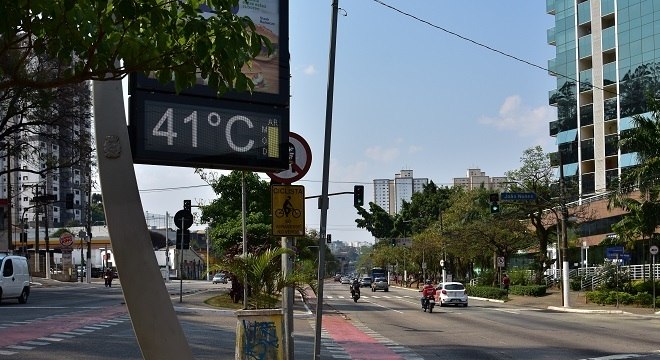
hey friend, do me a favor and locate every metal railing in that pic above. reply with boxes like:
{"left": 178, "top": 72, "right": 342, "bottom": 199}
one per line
{"left": 545, "top": 264, "right": 660, "bottom": 290}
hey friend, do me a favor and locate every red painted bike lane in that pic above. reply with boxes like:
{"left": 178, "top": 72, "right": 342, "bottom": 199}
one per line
{"left": 0, "top": 305, "right": 128, "bottom": 347}
{"left": 322, "top": 315, "right": 405, "bottom": 360}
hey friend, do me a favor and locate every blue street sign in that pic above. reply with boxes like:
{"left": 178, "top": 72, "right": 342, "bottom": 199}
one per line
{"left": 500, "top": 192, "right": 537, "bottom": 201}
{"left": 606, "top": 246, "right": 624, "bottom": 258}
{"left": 606, "top": 246, "right": 629, "bottom": 262}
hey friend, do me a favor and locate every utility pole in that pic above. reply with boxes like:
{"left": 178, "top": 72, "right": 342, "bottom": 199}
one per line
{"left": 314, "top": 1, "right": 339, "bottom": 358}
{"left": 6, "top": 147, "right": 12, "bottom": 251}
{"left": 34, "top": 185, "right": 40, "bottom": 272}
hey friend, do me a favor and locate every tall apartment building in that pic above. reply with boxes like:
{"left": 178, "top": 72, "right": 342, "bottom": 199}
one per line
{"left": 546, "top": 0, "right": 649, "bottom": 199}
{"left": 373, "top": 169, "right": 428, "bottom": 215}
{"left": 453, "top": 168, "right": 508, "bottom": 191}
{"left": 1, "top": 101, "right": 93, "bottom": 250}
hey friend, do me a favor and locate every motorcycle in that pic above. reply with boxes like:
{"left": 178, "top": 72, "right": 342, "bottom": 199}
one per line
{"left": 422, "top": 295, "right": 435, "bottom": 313}
{"left": 350, "top": 285, "right": 361, "bottom": 303}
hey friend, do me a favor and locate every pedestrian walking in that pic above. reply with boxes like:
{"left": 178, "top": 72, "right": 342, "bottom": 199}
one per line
{"left": 502, "top": 273, "right": 510, "bottom": 293}
{"left": 105, "top": 268, "right": 113, "bottom": 287}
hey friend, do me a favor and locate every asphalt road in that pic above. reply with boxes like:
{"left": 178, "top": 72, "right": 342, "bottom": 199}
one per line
{"left": 1, "top": 278, "right": 659, "bottom": 359}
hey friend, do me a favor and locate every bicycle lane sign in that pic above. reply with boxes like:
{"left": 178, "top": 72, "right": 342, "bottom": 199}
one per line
{"left": 271, "top": 184, "right": 305, "bottom": 236}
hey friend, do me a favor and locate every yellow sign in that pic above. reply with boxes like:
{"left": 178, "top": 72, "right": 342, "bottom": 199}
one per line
{"left": 271, "top": 185, "right": 305, "bottom": 236}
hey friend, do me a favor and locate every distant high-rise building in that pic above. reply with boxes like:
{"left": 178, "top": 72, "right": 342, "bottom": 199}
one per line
{"left": 373, "top": 169, "right": 428, "bottom": 215}
{"left": 1, "top": 86, "right": 93, "bottom": 246}
{"left": 453, "top": 168, "right": 507, "bottom": 191}
{"left": 546, "top": 0, "right": 652, "bottom": 198}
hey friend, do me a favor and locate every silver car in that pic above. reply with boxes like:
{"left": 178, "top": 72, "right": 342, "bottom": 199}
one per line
{"left": 359, "top": 276, "right": 372, "bottom": 288}
{"left": 371, "top": 277, "right": 389, "bottom": 292}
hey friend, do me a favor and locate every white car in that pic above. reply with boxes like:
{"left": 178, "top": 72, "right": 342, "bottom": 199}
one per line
{"left": 435, "top": 282, "right": 468, "bottom": 307}
{"left": 212, "top": 273, "right": 228, "bottom": 284}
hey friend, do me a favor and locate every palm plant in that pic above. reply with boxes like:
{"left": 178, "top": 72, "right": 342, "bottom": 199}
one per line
{"left": 213, "top": 247, "right": 296, "bottom": 309}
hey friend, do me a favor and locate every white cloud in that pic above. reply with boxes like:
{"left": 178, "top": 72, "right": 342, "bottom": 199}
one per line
{"left": 303, "top": 65, "right": 317, "bottom": 75}
{"left": 329, "top": 160, "right": 369, "bottom": 182}
{"left": 479, "top": 95, "right": 555, "bottom": 138}
{"left": 365, "top": 145, "right": 399, "bottom": 162}
{"left": 408, "top": 145, "right": 423, "bottom": 154}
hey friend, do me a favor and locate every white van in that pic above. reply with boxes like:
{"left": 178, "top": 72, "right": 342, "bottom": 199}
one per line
{"left": 0, "top": 253, "right": 31, "bottom": 304}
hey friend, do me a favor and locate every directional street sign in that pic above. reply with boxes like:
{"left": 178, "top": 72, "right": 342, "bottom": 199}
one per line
{"left": 500, "top": 192, "right": 537, "bottom": 201}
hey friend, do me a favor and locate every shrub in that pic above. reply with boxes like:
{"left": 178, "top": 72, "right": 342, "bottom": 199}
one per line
{"left": 476, "top": 268, "right": 496, "bottom": 286}
{"left": 631, "top": 280, "right": 660, "bottom": 295}
{"left": 586, "top": 290, "right": 609, "bottom": 304}
{"left": 586, "top": 290, "right": 653, "bottom": 306}
{"left": 634, "top": 292, "right": 653, "bottom": 306}
{"left": 509, "top": 285, "right": 548, "bottom": 297}
{"left": 508, "top": 269, "right": 531, "bottom": 286}
{"left": 595, "top": 262, "right": 631, "bottom": 291}
{"left": 570, "top": 278, "right": 582, "bottom": 291}
{"left": 466, "top": 285, "right": 508, "bottom": 300}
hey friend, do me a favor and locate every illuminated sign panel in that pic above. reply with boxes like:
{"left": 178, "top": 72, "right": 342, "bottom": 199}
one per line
{"left": 129, "top": 92, "right": 288, "bottom": 171}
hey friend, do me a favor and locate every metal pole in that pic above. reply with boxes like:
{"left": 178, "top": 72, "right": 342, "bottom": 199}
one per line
{"left": 80, "top": 233, "right": 84, "bottom": 282}
{"left": 314, "top": 1, "right": 339, "bottom": 358}
{"left": 242, "top": 172, "right": 248, "bottom": 309}
{"left": 652, "top": 254, "right": 656, "bottom": 311}
{"left": 179, "top": 216, "right": 183, "bottom": 304}
{"left": 282, "top": 236, "right": 294, "bottom": 360}
{"left": 165, "top": 212, "right": 170, "bottom": 282}
{"left": 44, "top": 187, "right": 51, "bottom": 280}
{"left": 206, "top": 226, "right": 210, "bottom": 281}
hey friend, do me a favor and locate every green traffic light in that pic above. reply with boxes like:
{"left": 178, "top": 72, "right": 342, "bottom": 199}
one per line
{"left": 490, "top": 202, "right": 500, "bottom": 214}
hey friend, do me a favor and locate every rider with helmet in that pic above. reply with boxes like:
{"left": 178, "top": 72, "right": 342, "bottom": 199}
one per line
{"left": 350, "top": 278, "right": 361, "bottom": 297}
{"left": 421, "top": 279, "right": 436, "bottom": 308}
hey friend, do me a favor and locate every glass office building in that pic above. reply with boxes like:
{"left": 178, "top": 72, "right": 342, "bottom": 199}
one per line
{"left": 546, "top": 0, "right": 657, "bottom": 200}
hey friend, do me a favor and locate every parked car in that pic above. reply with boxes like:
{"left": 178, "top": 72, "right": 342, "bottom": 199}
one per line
{"left": 359, "top": 276, "right": 372, "bottom": 288}
{"left": 435, "top": 282, "right": 468, "bottom": 307}
{"left": 212, "top": 273, "right": 228, "bottom": 284}
{"left": 371, "top": 277, "right": 389, "bottom": 292}
{"left": 340, "top": 276, "right": 351, "bottom": 284}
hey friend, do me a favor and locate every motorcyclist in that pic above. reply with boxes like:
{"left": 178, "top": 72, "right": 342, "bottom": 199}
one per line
{"left": 420, "top": 279, "right": 436, "bottom": 308}
{"left": 350, "top": 278, "right": 361, "bottom": 297}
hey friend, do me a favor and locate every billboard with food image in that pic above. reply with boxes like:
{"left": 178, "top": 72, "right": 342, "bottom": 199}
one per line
{"left": 132, "top": 0, "right": 289, "bottom": 107}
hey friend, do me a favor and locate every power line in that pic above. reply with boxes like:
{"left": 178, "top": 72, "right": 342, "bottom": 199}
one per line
{"left": 371, "top": 0, "right": 617, "bottom": 96}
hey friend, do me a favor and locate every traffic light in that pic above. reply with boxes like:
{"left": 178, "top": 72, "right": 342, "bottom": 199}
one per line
{"left": 183, "top": 200, "right": 191, "bottom": 211}
{"left": 353, "top": 185, "right": 364, "bottom": 207}
{"left": 65, "top": 193, "right": 74, "bottom": 209}
{"left": 391, "top": 238, "right": 396, "bottom": 247}
{"left": 489, "top": 193, "right": 500, "bottom": 214}
{"left": 326, "top": 234, "right": 332, "bottom": 244}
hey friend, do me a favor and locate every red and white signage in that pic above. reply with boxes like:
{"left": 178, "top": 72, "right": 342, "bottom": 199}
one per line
{"left": 59, "top": 232, "right": 74, "bottom": 247}
{"left": 267, "top": 132, "right": 312, "bottom": 184}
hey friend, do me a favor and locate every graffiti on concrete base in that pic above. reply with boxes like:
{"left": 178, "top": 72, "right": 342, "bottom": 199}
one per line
{"left": 242, "top": 319, "right": 280, "bottom": 360}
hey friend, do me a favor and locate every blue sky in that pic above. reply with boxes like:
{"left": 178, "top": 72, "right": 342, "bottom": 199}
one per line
{"left": 134, "top": 0, "right": 557, "bottom": 244}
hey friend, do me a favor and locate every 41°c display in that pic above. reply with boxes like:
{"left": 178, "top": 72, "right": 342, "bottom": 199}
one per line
{"left": 128, "top": 91, "right": 289, "bottom": 172}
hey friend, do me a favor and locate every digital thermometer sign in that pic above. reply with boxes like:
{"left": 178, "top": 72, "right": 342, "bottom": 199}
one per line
{"left": 128, "top": 92, "right": 288, "bottom": 171}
